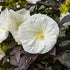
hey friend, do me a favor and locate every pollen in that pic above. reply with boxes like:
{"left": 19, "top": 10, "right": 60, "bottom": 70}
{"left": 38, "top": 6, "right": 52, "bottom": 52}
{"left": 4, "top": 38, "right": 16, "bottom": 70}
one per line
{"left": 17, "top": 25, "right": 20, "bottom": 30}
{"left": 2, "top": 27, "right": 6, "bottom": 30}
{"left": 37, "top": 34, "right": 44, "bottom": 39}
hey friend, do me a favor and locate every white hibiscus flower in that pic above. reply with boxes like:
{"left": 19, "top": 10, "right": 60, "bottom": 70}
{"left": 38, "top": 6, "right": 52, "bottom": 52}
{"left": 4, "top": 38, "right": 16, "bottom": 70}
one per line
{"left": 0, "top": 9, "right": 10, "bottom": 43}
{"left": 26, "top": 0, "right": 41, "bottom": 4}
{"left": 0, "top": 47, "right": 5, "bottom": 60}
{"left": 18, "top": 14, "right": 59, "bottom": 54}
{"left": 8, "top": 8, "right": 30, "bottom": 44}
{"left": 0, "top": 8, "right": 30, "bottom": 44}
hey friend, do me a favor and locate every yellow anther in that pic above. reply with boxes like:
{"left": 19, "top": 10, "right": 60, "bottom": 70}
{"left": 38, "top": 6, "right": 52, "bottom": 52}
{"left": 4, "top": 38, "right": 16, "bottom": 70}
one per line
{"left": 2, "top": 27, "right": 6, "bottom": 30}
{"left": 37, "top": 34, "right": 44, "bottom": 39}
{"left": 17, "top": 26, "right": 19, "bottom": 30}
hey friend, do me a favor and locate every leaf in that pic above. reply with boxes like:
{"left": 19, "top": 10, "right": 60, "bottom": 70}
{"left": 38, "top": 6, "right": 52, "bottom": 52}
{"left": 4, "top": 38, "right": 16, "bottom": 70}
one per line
{"left": 47, "top": 67, "right": 52, "bottom": 70}
{"left": 38, "top": 2, "right": 56, "bottom": 6}
{"left": 2, "top": 56, "right": 8, "bottom": 64}
{"left": 48, "top": 47, "right": 56, "bottom": 56}
{"left": 15, "top": 68, "right": 19, "bottom": 70}
{"left": 65, "top": 0, "right": 70, "bottom": 6}
{"left": 18, "top": 54, "right": 39, "bottom": 70}
{"left": 45, "top": 63, "right": 52, "bottom": 70}
{"left": 64, "top": 53, "right": 70, "bottom": 62}
{"left": 55, "top": 16, "right": 60, "bottom": 24}
{"left": 37, "top": 64, "right": 45, "bottom": 70}
{"left": 59, "top": 4, "right": 68, "bottom": 15}
{"left": 59, "top": 29, "right": 66, "bottom": 37}
{"left": 0, "top": 68, "right": 5, "bottom": 70}
{"left": 20, "top": 49, "right": 29, "bottom": 54}
{"left": 47, "top": 0, "right": 56, "bottom": 4}
{"left": 53, "top": 53, "right": 64, "bottom": 63}
{"left": 10, "top": 46, "right": 22, "bottom": 63}
{"left": 6, "top": 41, "right": 17, "bottom": 49}
{"left": 59, "top": 40, "right": 70, "bottom": 47}
{"left": 10, "top": 46, "right": 22, "bottom": 66}
{"left": 10, "top": 56, "right": 18, "bottom": 66}
{"left": 18, "top": 56, "right": 32, "bottom": 70}
{"left": 60, "top": 15, "right": 70, "bottom": 24}
{"left": 2, "top": 45, "right": 7, "bottom": 52}
{"left": 9, "top": 45, "right": 39, "bottom": 69}
{"left": 23, "top": 5, "right": 33, "bottom": 10}
{"left": 7, "top": 67, "right": 16, "bottom": 70}
{"left": 53, "top": 49, "right": 70, "bottom": 69}
{"left": 64, "top": 53, "right": 70, "bottom": 68}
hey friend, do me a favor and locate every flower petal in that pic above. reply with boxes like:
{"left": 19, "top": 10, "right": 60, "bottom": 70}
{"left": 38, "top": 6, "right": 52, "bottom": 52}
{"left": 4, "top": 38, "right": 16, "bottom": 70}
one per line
{"left": 16, "top": 8, "right": 30, "bottom": 18}
{"left": 8, "top": 9, "right": 30, "bottom": 44}
{"left": 0, "top": 28, "right": 8, "bottom": 43}
{"left": 0, "top": 9, "right": 10, "bottom": 43}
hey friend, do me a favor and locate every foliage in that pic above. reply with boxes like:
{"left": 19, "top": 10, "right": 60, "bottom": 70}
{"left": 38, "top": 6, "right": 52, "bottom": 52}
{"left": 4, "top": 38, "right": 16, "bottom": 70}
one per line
{"left": 0, "top": 0, "right": 70, "bottom": 70}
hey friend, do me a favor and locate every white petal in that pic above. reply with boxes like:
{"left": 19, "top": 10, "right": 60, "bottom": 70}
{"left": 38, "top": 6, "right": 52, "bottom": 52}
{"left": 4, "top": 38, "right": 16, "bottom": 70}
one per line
{"left": 0, "top": 28, "right": 8, "bottom": 43}
{"left": 0, "top": 8, "right": 10, "bottom": 28}
{"left": 39, "top": 34, "right": 57, "bottom": 54}
{"left": 16, "top": 8, "right": 30, "bottom": 18}
{"left": 0, "top": 9, "right": 10, "bottom": 43}
{"left": 39, "top": 40, "right": 56, "bottom": 54}
{"left": 8, "top": 9, "right": 30, "bottom": 44}
{"left": 23, "top": 40, "right": 45, "bottom": 54}
{"left": 45, "top": 16, "right": 59, "bottom": 38}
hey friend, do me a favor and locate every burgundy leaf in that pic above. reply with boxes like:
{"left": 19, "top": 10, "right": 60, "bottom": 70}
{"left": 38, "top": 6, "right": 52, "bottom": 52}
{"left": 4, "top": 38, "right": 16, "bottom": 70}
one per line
{"left": 53, "top": 53, "right": 64, "bottom": 63}
{"left": 10, "top": 56, "right": 18, "bottom": 66}
{"left": 6, "top": 41, "right": 17, "bottom": 49}
{"left": 53, "top": 51, "right": 70, "bottom": 69}
{"left": 23, "top": 4, "right": 36, "bottom": 10}
{"left": 23, "top": 5, "right": 32, "bottom": 10}
{"left": 20, "top": 50, "right": 29, "bottom": 54}
{"left": 64, "top": 53, "right": 70, "bottom": 62}
{"left": 45, "top": 63, "right": 52, "bottom": 70}
{"left": 59, "top": 40, "right": 70, "bottom": 47}
{"left": 60, "top": 15, "right": 70, "bottom": 24}
{"left": 15, "top": 67, "right": 19, "bottom": 70}
{"left": 55, "top": 16, "right": 60, "bottom": 23}
{"left": 38, "top": 2, "right": 56, "bottom": 6}
{"left": 10, "top": 46, "right": 22, "bottom": 63}
{"left": 64, "top": 53, "right": 70, "bottom": 68}
{"left": 64, "top": 62, "right": 70, "bottom": 69}
{"left": 48, "top": 47, "right": 56, "bottom": 56}
{"left": 19, "top": 54, "right": 39, "bottom": 70}
{"left": 47, "top": 0, "right": 56, "bottom": 4}
{"left": 7, "top": 67, "right": 16, "bottom": 70}
{"left": 46, "top": 66, "right": 52, "bottom": 70}
{"left": 2, "top": 57, "right": 8, "bottom": 64}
